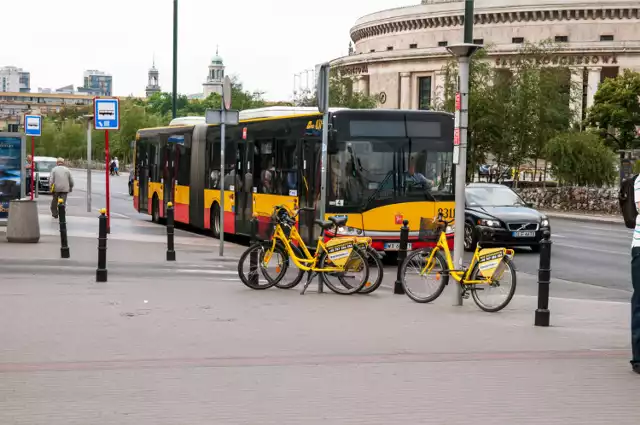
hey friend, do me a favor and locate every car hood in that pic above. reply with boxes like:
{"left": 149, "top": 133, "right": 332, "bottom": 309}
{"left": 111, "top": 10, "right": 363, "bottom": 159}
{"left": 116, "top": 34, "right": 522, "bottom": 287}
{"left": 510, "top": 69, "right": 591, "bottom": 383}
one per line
{"left": 466, "top": 206, "right": 544, "bottom": 222}
{"left": 37, "top": 172, "right": 50, "bottom": 178}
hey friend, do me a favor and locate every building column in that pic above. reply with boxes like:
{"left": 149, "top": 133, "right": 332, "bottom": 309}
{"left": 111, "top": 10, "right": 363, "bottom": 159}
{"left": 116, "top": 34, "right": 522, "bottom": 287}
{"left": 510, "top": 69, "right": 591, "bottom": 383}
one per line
{"left": 400, "top": 72, "right": 411, "bottom": 109}
{"left": 569, "top": 67, "right": 584, "bottom": 125}
{"left": 586, "top": 67, "right": 602, "bottom": 110}
{"left": 433, "top": 71, "right": 447, "bottom": 108}
{"left": 356, "top": 75, "right": 369, "bottom": 96}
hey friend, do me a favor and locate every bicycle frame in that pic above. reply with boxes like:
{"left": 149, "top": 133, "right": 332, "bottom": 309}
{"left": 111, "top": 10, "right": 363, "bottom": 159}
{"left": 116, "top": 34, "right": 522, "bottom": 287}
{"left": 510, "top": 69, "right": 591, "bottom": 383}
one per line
{"left": 421, "top": 229, "right": 514, "bottom": 285}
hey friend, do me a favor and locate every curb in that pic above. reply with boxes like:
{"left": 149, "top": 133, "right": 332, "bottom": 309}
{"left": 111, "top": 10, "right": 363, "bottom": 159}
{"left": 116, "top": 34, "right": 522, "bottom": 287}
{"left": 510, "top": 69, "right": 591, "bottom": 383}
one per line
{"left": 542, "top": 211, "right": 623, "bottom": 225}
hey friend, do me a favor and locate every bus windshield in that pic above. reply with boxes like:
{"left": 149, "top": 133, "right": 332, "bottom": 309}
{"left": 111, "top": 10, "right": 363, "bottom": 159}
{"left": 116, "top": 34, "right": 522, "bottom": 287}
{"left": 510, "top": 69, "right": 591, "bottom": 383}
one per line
{"left": 328, "top": 137, "right": 453, "bottom": 210}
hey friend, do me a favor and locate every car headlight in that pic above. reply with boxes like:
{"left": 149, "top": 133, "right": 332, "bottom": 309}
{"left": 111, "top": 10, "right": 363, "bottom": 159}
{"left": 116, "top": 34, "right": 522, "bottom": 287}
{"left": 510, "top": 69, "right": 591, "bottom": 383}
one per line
{"left": 336, "top": 226, "right": 363, "bottom": 236}
{"left": 477, "top": 219, "right": 501, "bottom": 227}
{"left": 541, "top": 219, "right": 549, "bottom": 228}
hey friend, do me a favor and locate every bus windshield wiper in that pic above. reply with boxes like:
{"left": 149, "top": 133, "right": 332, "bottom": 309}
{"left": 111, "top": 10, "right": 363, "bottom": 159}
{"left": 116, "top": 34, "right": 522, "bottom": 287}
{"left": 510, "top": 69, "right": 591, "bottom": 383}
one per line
{"left": 363, "top": 170, "right": 395, "bottom": 211}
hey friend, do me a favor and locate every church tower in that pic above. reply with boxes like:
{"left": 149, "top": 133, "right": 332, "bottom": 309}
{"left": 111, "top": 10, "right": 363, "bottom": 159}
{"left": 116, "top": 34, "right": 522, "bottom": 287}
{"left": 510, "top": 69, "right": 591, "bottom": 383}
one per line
{"left": 203, "top": 46, "right": 225, "bottom": 97}
{"left": 145, "top": 57, "right": 161, "bottom": 98}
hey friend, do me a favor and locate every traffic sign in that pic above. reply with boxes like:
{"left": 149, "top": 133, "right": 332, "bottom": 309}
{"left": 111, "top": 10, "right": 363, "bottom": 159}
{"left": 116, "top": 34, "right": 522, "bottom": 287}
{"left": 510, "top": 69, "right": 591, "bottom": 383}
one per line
{"left": 93, "top": 98, "right": 120, "bottom": 130}
{"left": 222, "top": 76, "right": 232, "bottom": 110}
{"left": 24, "top": 114, "right": 42, "bottom": 137}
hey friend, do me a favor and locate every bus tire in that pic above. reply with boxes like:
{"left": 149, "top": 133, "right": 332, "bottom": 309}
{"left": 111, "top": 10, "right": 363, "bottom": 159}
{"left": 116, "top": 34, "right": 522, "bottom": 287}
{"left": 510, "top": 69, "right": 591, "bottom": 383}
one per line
{"left": 211, "top": 203, "right": 221, "bottom": 239}
{"left": 151, "top": 195, "right": 160, "bottom": 223}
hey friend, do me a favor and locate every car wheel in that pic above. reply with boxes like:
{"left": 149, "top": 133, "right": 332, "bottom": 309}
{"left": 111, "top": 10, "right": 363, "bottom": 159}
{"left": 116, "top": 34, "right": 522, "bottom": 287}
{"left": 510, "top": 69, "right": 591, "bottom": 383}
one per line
{"left": 464, "top": 222, "right": 477, "bottom": 252}
{"left": 530, "top": 244, "right": 541, "bottom": 253}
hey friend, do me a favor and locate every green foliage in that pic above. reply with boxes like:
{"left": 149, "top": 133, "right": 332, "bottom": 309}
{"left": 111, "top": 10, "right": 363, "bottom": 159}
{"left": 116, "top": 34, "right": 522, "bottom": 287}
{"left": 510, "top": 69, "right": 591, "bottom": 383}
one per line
{"left": 294, "top": 68, "right": 378, "bottom": 109}
{"left": 586, "top": 69, "right": 640, "bottom": 150}
{"left": 545, "top": 131, "right": 616, "bottom": 186}
{"left": 440, "top": 40, "right": 578, "bottom": 183}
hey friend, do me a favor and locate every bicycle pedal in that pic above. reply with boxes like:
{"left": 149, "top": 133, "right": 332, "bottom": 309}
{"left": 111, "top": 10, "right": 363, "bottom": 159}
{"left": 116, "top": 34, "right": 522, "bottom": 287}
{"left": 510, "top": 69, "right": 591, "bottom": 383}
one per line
{"left": 461, "top": 292, "right": 470, "bottom": 299}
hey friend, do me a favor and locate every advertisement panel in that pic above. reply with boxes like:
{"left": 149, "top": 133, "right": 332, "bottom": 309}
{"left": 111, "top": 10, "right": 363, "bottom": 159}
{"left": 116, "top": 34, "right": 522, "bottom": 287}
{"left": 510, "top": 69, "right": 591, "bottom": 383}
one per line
{"left": 0, "top": 133, "right": 25, "bottom": 220}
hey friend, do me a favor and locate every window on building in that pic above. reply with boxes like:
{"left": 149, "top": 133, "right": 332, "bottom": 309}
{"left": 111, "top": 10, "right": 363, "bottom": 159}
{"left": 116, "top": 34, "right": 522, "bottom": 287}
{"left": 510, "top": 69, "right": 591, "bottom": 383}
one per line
{"left": 555, "top": 35, "right": 569, "bottom": 42}
{"left": 387, "top": 46, "right": 394, "bottom": 51}
{"left": 473, "top": 39, "right": 484, "bottom": 45}
{"left": 438, "top": 41, "right": 448, "bottom": 47}
{"left": 512, "top": 37, "right": 524, "bottom": 44}
{"left": 417, "top": 77, "right": 432, "bottom": 110}
{"left": 370, "top": 49, "right": 375, "bottom": 53}
{"left": 409, "top": 43, "right": 418, "bottom": 49}
{"left": 600, "top": 34, "right": 614, "bottom": 41}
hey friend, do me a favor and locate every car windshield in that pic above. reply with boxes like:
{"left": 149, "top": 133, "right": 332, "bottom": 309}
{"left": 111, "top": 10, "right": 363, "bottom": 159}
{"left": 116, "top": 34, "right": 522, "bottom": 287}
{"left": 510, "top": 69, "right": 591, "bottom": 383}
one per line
{"left": 35, "top": 161, "right": 56, "bottom": 172}
{"left": 466, "top": 186, "right": 526, "bottom": 207}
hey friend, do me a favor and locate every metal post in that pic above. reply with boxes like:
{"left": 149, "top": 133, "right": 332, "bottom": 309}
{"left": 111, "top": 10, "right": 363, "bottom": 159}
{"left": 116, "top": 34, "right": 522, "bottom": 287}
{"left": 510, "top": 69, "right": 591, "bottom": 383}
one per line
{"left": 86, "top": 118, "right": 92, "bottom": 213}
{"left": 452, "top": 55, "right": 471, "bottom": 306}
{"left": 96, "top": 209, "right": 108, "bottom": 282}
{"left": 394, "top": 220, "right": 409, "bottom": 294}
{"left": 30, "top": 136, "right": 34, "bottom": 200}
{"left": 105, "top": 129, "right": 111, "bottom": 234}
{"left": 535, "top": 231, "right": 552, "bottom": 326}
{"left": 464, "top": 0, "right": 474, "bottom": 43}
{"left": 319, "top": 112, "right": 329, "bottom": 220}
{"left": 166, "top": 201, "right": 176, "bottom": 261}
{"left": 219, "top": 108, "right": 226, "bottom": 257}
{"left": 58, "top": 198, "right": 70, "bottom": 259}
{"left": 172, "top": 0, "right": 178, "bottom": 119}
{"left": 249, "top": 216, "right": 259, "bottom": 287}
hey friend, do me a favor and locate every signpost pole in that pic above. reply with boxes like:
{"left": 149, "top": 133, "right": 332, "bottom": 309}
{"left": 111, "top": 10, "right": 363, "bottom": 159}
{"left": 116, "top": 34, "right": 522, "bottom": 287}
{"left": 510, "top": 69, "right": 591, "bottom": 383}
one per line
{"left": 105, "top": 129, "right": 111, "bottom": 233}
{"left": 86, "top": 118, "right": 92, "bottom": 213}
{"left": 30, "top": 136, "right": 34, "bottom": 200}
{"left": 316, "top": 63, "right": 330, "bottom": 222}
{"left": 219, "top": 109, "right": 226, "bottom": 257}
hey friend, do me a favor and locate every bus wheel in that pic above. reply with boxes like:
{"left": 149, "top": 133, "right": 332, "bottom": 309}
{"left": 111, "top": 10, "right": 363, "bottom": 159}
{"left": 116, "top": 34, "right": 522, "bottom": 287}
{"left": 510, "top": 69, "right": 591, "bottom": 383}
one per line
{"left": 151, "top": 195, "right": 160, "bottom": 223}
{"left": 211, "top": 203, "right": 221, "bottom": 239}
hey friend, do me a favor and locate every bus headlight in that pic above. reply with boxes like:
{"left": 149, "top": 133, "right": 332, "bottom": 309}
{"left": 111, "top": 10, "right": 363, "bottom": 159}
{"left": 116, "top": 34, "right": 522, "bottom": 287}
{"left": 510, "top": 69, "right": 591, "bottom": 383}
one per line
{"left": 337, "top": 226, "right": 363, "bottom": 236}
{"left": 445, "top": 225, "right": 454, "bottom": 234}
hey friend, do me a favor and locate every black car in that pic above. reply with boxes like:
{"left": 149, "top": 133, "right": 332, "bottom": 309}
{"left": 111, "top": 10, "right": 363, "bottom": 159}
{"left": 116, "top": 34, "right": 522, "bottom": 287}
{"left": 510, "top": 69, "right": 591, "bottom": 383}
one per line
{"left": 464, "top": 183, "right": 550, "bottom": 252}
{"left": 128, "top": 169, "right": 134, "bottom": 196}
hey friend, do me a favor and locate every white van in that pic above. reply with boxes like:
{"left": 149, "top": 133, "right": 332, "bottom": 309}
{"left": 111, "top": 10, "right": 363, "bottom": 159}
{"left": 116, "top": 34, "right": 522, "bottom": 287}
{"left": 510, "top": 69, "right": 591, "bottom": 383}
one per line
{"left": 33, "top": 156, "right": 57, "bottom": 193}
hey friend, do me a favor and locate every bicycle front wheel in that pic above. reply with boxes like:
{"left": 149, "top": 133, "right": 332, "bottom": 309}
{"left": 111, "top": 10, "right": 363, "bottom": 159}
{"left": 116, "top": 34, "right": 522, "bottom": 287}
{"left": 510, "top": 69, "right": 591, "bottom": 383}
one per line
{"left": 401, "top": 248, "right": 449, "bottom": 303}
{"left": 237, "top": 242, "right": 287, "bottom": 290}
{"left": 318, "top": 245, "right": 369, "bottom": 295}
{"left": 469, "top": 256, "right": 517, "bottom": 313}
{"left": 274, "top": 242, "right": 306, "bottom": 290}
{"left": 357, "top": 246, "right": 384, "bottom": 294}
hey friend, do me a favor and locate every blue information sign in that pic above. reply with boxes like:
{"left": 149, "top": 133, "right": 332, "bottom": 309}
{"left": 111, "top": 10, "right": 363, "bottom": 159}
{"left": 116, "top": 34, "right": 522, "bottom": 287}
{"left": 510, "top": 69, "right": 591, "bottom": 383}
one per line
{"left": 24, "top": 115, "right": 42, "bottom": 137}
{"left": 94, "top": 98, "right": 120, "bottom": 130}
{"left": 0, "top": 134, "right": 25, "bottom": 219}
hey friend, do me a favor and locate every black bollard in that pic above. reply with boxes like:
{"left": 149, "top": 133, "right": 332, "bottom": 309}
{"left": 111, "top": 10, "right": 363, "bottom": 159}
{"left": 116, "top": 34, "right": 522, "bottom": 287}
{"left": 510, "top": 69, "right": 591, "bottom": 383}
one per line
{"left": 394, "top": 220, "right": 409, "bottom": 295}
{"left": 249, "top": 215, "right": 259, "bottom": 287}
{"left": 535, "top": 230, "right": 552, "bottom": 327}
{"left": 96, "top": 209, "right": 108, "bottom": 283}
{"left": 166, "top": 202, "right": 176, "bottom": 261}
{"left": 58, "top": 198, "right": 70, "bottom": 259}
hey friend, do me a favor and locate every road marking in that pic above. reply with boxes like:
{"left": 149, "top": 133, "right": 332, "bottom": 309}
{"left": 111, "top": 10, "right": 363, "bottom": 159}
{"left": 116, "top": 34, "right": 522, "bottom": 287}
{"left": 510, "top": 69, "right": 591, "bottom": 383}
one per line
{"left": 177, "top": 269, "right": 237, "bottom": 275}
{"left": 552, "top": 242, "right": 627, "bottom": 256}
{"left": 551, "top": 234, "right": 566, "bottom": 238}
{"left": 93, "top": 209, "right": 129, "bottom": 219}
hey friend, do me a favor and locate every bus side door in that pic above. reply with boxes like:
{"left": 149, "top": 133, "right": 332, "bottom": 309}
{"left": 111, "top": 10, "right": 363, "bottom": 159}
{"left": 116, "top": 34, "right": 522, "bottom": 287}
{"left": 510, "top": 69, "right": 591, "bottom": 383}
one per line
{"left": 299, "top": 138, "right": 321, "bottom": 245}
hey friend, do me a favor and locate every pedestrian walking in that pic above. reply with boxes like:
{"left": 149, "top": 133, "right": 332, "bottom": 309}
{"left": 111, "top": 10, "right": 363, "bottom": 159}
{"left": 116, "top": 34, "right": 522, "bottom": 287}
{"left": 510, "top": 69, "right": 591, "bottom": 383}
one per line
{"left": 49, "top": 157, "right": 74, "bottom": 219}
{"left": 114, "top": 157, "right": 120, "bottom": 176}
{"left": 630, "top": 174, "right": 640, "bottom": 374}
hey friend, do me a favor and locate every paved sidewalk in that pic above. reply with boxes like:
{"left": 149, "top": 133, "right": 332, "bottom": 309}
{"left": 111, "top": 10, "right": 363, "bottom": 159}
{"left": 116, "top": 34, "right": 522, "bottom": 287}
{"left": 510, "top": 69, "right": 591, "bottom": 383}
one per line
{"left": 0, "top": 271, "right": 637, "bottom": 424}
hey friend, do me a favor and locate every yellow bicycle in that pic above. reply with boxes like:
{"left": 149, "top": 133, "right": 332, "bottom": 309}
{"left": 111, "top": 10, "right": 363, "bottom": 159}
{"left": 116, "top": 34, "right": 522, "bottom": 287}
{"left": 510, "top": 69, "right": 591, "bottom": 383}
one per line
{"left": 237, "top": 205, "right": 371, "bottom": 295}
{"left": 400, "top": 210, "right": 517, "bottom": 312}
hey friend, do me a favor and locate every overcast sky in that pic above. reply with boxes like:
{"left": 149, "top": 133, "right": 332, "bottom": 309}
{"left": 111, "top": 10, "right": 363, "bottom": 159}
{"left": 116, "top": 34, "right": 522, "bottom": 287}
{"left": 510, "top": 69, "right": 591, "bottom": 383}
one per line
{"left": 2, "top": 0, "right": 415, "bottom": 101}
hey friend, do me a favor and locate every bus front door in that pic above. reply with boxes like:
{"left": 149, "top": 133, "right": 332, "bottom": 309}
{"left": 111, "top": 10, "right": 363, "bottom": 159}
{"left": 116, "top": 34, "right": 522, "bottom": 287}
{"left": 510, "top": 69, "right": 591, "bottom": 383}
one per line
{"left": 163, "top": 144, "right": 178, "bottom": 213}
{"left": 137, "top": 143, "right": 150, "bottom": 213}
{"left": 299, "top": 138, "right": 321, "bottom": 245}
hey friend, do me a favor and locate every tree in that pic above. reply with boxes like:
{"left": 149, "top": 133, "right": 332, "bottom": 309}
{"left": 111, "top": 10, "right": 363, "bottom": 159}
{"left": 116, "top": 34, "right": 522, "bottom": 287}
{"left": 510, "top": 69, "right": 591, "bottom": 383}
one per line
{"left": 294, "top": 68, "right": 378, "bottom": 109}
{"left": 586, "top": 69, "right": 640, "bottom": 152}
{"left": 545, "top": 131, "right": 616, "bottom": 187}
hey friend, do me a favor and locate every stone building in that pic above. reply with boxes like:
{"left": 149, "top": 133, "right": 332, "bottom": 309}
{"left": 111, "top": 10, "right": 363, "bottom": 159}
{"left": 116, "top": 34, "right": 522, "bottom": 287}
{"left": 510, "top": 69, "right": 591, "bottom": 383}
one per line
{"left": 330, "top": 0, "right": 640, "bottom": 121}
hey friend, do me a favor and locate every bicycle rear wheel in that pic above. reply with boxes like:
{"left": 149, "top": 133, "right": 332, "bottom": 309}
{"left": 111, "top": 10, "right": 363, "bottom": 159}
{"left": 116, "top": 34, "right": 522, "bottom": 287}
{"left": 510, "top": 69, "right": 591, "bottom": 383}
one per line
{"left": 318, "top": 245, "right": 369, "bottom": 295}
{"left": 400, "top": 248, "right": 449, "bottom": 303}
{"left": 469, "top": 256, "right": 517, "bottom": 313}
{"left": 237, "top": 242, "right": 287, "bottom": 290}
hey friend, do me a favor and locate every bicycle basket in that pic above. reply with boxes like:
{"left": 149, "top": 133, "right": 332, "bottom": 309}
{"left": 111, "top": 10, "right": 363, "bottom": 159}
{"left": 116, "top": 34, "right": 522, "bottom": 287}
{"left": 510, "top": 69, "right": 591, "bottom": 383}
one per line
{"left": 418, "top": 217, "right": 444, "bottom": 242}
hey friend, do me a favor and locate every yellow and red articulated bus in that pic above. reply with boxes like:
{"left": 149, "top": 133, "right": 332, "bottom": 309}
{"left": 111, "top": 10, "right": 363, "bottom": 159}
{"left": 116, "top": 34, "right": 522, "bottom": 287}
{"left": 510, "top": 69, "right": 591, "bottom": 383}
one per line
{"left": 133, "top": 106, "right": 455, "bottom": 259}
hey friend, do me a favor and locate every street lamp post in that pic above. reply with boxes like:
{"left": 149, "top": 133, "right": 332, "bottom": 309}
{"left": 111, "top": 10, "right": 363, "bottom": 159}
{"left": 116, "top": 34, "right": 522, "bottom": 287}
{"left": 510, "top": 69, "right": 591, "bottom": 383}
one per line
{"left": 447, "top": 43, "right": 482, "bottom": 306}
{"left": 172, "top": 0, "right": 178, "bottom": 119}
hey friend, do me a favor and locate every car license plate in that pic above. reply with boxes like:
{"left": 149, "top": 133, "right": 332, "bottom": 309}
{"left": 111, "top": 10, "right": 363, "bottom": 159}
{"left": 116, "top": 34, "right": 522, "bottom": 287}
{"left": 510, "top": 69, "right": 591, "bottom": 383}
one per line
{"left": 512, "top": 231, "right": 535, "bottom": 238}
{"left": 384, "top": 243, "right": 412, "bottom": 251}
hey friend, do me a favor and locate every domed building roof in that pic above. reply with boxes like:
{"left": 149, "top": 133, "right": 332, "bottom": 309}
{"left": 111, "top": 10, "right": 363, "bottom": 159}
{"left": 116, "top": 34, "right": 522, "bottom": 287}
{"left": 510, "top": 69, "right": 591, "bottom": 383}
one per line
{"left": 211, "top": 46, "right": 224, "bottom": 66}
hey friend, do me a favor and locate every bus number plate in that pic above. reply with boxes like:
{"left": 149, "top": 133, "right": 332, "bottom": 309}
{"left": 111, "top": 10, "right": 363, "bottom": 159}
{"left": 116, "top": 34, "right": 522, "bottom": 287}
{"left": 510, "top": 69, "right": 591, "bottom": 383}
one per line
{"left": 384, "top": 243, "right": 412, "bottom": 251}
